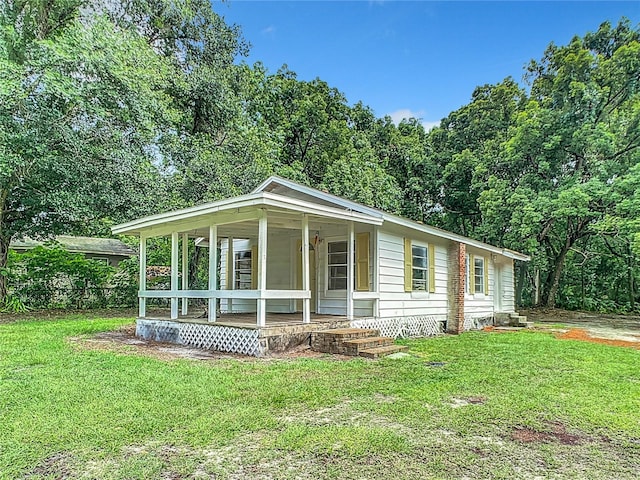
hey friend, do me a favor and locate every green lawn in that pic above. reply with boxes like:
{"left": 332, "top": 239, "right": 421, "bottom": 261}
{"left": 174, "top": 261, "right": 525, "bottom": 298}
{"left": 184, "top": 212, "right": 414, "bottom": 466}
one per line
{"left": 1, "top": 316, "right": 639, "bottom": 479}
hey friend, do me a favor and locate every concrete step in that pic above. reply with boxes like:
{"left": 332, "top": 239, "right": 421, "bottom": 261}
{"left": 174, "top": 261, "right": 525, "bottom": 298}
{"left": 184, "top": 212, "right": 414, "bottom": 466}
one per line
{"left": 359, "top": 344, "right": 409, "bottom": 359}
{"left": 517, "top": 321, "right": 534, "bottom": 329}
{"left": 507, "top": 315, "right": 527, "bottom": 326}
{"left": 343, "top": 336, "right": 394, "bottom": 355}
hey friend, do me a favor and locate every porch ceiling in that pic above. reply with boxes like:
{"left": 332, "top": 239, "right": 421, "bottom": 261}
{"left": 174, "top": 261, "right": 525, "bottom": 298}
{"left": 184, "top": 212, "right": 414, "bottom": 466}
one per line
{"left": 192, "top": 214, "right": 354, "bottom": 242}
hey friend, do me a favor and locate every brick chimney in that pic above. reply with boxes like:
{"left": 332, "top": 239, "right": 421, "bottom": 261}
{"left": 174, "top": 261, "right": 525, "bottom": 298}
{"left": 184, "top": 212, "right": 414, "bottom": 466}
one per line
{"left": 447, "top": 242, "right": 466, "bottom": 334}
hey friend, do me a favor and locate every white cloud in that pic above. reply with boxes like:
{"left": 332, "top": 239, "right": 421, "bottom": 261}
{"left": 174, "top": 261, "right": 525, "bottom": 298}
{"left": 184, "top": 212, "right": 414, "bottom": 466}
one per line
{"left": 421, "top": 120, "right": 440, "bottom": 132}
{"left": 387, "top": 109, "right": 439, "bottom": 132}
{"left": 261, "top": 25, "right": 276, "bottom": 35}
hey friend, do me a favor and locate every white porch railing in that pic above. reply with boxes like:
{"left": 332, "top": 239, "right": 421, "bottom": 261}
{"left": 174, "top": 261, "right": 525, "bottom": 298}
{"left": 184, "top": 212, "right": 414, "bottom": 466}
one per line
{"left": 138, "top": 289, "right": 311, "bottom": 326}
{"left": 140, "top": 289, "right": 311, "bottom": 299}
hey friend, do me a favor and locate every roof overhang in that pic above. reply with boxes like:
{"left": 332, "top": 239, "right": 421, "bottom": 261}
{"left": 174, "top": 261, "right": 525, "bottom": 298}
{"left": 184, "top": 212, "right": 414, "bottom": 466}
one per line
{"left": 111, "top": 191, "right": 383, "bottom": 237}
{"left": 382, "top": 213, "right": 531, "bottom": 261}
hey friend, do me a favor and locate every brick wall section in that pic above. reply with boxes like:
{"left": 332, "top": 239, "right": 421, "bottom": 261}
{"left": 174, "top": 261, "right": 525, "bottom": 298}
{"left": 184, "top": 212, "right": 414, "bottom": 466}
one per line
{"left": 447, "top": 242, "right": 466, "bottom": 334}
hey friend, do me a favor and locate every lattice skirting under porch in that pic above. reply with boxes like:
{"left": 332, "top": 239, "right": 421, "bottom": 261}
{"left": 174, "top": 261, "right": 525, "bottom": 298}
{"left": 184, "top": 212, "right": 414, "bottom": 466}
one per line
{"left": 179, "top": 323, "right": 260, "bottom": 356}
{"left": 463, "top": 315, "right": 494, "bottom": 331}
{"left": 136, "top": 319, "right": 262, "bottom": 356}
{"left": 350, "top": 315, "right": 445, "bottom": 339}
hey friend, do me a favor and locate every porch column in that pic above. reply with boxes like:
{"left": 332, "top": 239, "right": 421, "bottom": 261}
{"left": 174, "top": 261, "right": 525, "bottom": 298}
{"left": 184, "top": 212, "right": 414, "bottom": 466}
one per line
{"left": 208, "top": 225, "right": 218, "bottom": 322}
{"left": 181, "top": 233, "right": 188, "bottom": 315}
{"left": 347, "top": 221, "right": 354, "bottom": 320}
{"left": 301, "top": 214, "right": 310, "bottom": 324}
{"left": 257, "top": 210, "right": 268, "bottom": 327}
{"left": 170, "top": 231, "right": 179, "bottom": 320}
{"left": 138, "top": 235, "right": 146, "bottom": 318}
{"left": 227, "top": 236, "right": 233, "bottom": 313}
{"left": 373, "top": 227, "right": 380, "bottom": 318}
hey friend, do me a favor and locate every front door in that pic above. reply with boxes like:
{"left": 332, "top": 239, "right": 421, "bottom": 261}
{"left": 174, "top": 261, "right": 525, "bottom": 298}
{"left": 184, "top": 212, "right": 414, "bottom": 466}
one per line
{"left": 494, "top": 262, "right": 503, "bottom": 312}
{"left": 296, "top": 241, "right": 316, "bottom": 313}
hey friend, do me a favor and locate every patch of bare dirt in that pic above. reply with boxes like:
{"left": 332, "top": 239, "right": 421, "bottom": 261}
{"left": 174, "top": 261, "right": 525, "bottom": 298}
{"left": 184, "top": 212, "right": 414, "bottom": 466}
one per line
{"left": 24, "top": 452, "right": 73, "bottom": 479}
{"left": 523, "top": 308, "right": 640, "bottom": 330}
{"left": 511, "top": 421, "right": 586, "bottom": 446}
{"left": 554, "top": 328, "right": 640, "bottom": 350}
{"left": 69, "top": 324, "right": 355, "bottom": 362}
{"left": 449, "top": 396, "right": 487, "bottom": 408}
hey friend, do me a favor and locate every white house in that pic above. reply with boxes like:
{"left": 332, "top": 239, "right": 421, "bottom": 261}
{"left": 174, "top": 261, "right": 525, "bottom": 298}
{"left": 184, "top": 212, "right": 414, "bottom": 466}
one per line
{"left": 112, "top": 176, "right": 529, "bottom": 355}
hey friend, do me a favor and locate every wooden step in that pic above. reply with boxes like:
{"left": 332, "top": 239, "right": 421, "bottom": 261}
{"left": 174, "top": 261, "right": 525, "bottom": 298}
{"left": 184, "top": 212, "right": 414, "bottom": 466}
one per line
{"left": 342, "top": 336, "right": 394, "bottom": 355}
{"left": 359, "top": 344, "right": 409, "bottom": 359}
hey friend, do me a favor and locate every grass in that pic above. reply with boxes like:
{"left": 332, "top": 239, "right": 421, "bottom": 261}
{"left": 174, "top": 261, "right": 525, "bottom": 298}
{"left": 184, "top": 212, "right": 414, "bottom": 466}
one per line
{"left": 0, "top": 316, "right": 639, "bottom": 479}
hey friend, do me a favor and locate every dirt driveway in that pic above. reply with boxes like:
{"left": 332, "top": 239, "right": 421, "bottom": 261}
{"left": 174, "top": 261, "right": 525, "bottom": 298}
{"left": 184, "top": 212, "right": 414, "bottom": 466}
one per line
{"left": 523, "top": 309, "right": 640, "bottom": 348}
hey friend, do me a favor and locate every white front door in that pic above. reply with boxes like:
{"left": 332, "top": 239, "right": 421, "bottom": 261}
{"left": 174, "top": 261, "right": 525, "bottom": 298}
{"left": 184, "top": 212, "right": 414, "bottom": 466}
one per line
{"left": 494, "top": 262, "right": 503, "bottom": 312}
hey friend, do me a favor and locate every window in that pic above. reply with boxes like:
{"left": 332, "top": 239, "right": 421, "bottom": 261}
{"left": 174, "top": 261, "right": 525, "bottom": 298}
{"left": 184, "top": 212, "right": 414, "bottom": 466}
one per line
{"left": 411, "top": 245, "right": 428, "bottom": 291}
{"left": 91, "top": 257, "right": 110, "bottom": 266}
{"left": 474, "top": 256, "right": 485, "bottom": 294}
{"left": 466, "top": 254, "right": 485, "bottom": 294}
{"left": 465, "top": 255, "right": 470, "bottom": 294}
{"left": 327, "top": 241, "right": 348, "bottom": 290}
{"left": 404, "top": 238, "right": 435, "bottom": 293}
{"left": 234, "top": 250, "right": 252, "bottom": 290}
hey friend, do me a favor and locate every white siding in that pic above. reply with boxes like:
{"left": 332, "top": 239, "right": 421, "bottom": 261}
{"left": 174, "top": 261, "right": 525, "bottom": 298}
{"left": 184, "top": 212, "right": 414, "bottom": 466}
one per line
{"left": 501, "top": 261, "right": 515, "bottom": 312}
{"left": 265, "top": 232, "right": 294, "bottom": 313}
{"left": 464, "top": 248, "right": 494, "bottom": 318}
{"left": 216, "top": 223, "right": 517, "bottom": 321}
{"left": 377, "top": 229, "right": 449, "bottom": 319}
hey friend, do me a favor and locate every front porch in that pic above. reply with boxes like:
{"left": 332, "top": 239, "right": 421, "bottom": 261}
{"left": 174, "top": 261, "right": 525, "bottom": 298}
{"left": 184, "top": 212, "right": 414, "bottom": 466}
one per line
{"left": 136, "top": 312, "right": 352, "bottom": 357}
{"left": 119, "top": 193, "right": 383, "bottom": 328}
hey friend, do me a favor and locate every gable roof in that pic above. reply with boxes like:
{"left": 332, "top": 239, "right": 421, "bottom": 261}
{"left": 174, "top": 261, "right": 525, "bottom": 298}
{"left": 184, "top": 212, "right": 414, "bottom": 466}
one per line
{"left": 111, "top": 176, "right": 529, "bottom": 261}
{"left": 253, "top": 176, "right": 530, "bottom": 261}
{"left": 11, "top": 236, "right": 136, "bottom": 257}
{"left": 111, "top": 191, "right": 383, "bottom": 237}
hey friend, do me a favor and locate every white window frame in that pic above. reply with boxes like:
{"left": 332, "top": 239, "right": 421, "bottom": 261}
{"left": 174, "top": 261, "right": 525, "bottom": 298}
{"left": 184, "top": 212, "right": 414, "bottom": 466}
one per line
{"left": 465, "top": 255, "right": 470, "bottom": 294}
{"left": 474, "top": 256, "right": 485, "bottom": 295}
{"left": 465, "top": 254, "right": 485, "bottom": 295}
{"left": 91, "top": 256, "right": 110, "bottom": 266}
{"left": 326, "top": 239, "right": 348, "bottom": 292}
{"left": 234, "top": 250, "right": 252, "bottom": 290}
{"left": 411, "top": 242, "right": 429, "bottom": 292}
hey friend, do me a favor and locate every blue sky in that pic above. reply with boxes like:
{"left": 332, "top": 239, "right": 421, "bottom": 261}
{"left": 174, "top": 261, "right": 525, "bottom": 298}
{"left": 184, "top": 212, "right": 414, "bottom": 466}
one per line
{"left": 216, "top": 1, "right": 640, "bottom": 129}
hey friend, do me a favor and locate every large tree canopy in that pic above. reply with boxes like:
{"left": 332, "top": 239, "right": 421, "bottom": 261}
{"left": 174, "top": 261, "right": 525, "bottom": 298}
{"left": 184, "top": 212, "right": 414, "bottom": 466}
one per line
{"left": 0, "top": 0, "right": 181, "bottom": 298}
{"left": 1, "top": 3, "right": 638, "bottom": 313}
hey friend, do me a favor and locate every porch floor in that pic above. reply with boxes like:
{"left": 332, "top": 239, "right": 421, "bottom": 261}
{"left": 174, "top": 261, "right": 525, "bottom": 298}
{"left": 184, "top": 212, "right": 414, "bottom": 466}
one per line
{"left": 142, "top": 309, "right": 351, "bottom": 329}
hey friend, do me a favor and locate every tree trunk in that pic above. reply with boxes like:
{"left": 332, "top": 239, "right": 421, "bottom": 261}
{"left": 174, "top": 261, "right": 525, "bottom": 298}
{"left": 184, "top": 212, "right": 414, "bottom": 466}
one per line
{"left": 628, "top": 247, "right": 636, "bottom": 311}
{"left": 0, "top": 234, "right": 9, "bottom": 303}
{"left": 0, "top": 186, "right": 9, "bottom": 303}
{"left": 542, "top": 242, "right": 572, "bottom": 308}
{"left": 188, "top": 246, "right": 205, "bottom": 290}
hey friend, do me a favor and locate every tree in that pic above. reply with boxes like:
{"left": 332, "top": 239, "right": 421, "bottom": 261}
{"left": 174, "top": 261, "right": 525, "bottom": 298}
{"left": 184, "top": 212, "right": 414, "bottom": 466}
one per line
{"left": 0, "top": 0, "right": 177, "bottom": 301}
{"left": 426, "top": 78, "right": 526, "bottom": 236}
{"left": 479, "top": 19, "right": 640, "bottom": 307}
